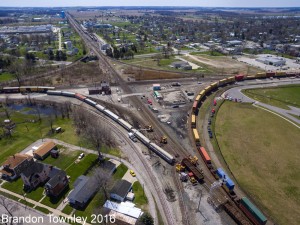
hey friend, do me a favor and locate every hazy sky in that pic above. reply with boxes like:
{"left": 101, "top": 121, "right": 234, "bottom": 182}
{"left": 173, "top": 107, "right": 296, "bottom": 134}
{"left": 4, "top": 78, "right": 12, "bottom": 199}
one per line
{"left": 1, "top": 0, "right": 300, "bottom": 7}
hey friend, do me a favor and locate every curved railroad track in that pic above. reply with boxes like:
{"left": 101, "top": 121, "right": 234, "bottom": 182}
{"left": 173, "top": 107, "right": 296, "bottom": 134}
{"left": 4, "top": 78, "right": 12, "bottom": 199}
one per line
{"left": 79, "top": 102, "right": 176, "bottom": 225}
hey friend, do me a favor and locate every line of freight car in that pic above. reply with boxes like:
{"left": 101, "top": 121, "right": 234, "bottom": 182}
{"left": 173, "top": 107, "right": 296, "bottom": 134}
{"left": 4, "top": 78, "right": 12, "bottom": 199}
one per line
{"left": 181, "top": 158, "right": 204, "bottom": 182}
{"left": 45, "top": 91, "right": 176, "bottom": 164}
{"left": 223, "top": 202, "right": 253, "bottom": 225}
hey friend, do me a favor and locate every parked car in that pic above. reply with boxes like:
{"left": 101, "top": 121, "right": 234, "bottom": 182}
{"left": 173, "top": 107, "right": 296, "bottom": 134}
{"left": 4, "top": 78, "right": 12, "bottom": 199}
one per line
{"left": 78, "top": 153, "right": 85, "bottom": 159}
{"left": 130, "top": 170, "right": 136, "bottom": 177}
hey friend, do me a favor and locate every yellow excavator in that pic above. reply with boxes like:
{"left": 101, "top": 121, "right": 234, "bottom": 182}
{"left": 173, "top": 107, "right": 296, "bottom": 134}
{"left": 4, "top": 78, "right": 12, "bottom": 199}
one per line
{"left": 160, "top": 136, "right": 167, "bottom": 144}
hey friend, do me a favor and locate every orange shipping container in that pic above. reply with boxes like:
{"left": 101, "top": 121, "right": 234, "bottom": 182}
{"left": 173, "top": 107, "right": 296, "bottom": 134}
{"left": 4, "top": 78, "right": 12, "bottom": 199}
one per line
{"left": 199, "top": 147, "right": 211, "bottom": 164}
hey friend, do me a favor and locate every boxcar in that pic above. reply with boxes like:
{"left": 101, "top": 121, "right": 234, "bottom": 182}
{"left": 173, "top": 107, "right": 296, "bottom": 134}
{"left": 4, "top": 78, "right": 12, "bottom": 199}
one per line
{"left": 239, "top": 197, "right": 267, "bottom": 225}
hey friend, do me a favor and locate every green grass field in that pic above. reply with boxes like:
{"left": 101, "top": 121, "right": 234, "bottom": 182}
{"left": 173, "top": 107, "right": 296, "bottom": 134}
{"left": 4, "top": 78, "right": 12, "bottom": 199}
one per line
{"left": 0, "top": 109, "right": 120, "bottom": 164}
{"left": 112, "top": 164, "right": 128, "bottom": 180}
{"left": 133, "top": 181, "right": 148, "bottom": 210}
{"left": 0, "top": 72, "right": 14, "bottom": 83}
{"left": 243, "top": 85, "right": 300, "bottom": 110}
{"left": 215, "top": 102, "right": 300, "bottom": 225}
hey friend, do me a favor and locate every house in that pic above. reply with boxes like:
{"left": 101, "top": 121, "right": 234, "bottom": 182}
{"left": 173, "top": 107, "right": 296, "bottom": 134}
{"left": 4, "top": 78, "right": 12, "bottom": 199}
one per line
{"left": 21, "top": 161, "right": 50, "bottom": 191}
{"left": 0, "top": 154, "right": 34, "bottom": 180}
{"left": 171, "top": 61, "right": 192, "bottom": 70}
{"left": 110, "top": 180, "right": 132, "bottom": 202}
{"left": 68, "top": 175, "right": 98, "bottom": 209}
{"left": 33, "top": 141, "right": 57, "bottom": 160}
{"left": 45, "top": 167, "right": 69, "bottom": 197}
{"left": 21, "top": 161, "right": 68, "bottom": 192}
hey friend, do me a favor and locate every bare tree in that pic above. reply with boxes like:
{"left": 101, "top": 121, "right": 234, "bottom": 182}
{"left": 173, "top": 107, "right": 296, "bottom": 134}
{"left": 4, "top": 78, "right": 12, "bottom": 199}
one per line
{"left": 92, "top": 167, "right": 112, "bottom": 200}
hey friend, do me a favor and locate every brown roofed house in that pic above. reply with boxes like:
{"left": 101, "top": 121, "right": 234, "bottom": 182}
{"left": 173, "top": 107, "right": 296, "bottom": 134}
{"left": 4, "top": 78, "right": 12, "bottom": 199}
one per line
{"left": 33, "top": 141, "right": 57, "bottom": 160}
{"left": 0, "top": 154, "right": 34, "bottom": 180}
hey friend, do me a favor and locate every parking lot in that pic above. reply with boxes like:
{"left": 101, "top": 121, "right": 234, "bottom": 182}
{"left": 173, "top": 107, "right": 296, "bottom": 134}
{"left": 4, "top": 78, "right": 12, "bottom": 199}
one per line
{"left": 237, "top": 54, "right": 300, "bottom": 71}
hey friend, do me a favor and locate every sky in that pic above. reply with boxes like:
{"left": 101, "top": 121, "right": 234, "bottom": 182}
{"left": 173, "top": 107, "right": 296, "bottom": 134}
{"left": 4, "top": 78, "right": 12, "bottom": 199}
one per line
{"left": 0, "top": 0, "right": 300, "bottom": 8}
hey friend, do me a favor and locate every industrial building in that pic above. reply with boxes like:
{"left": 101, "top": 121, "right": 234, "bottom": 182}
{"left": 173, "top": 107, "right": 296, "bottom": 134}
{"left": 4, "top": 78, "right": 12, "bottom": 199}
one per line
{"left": 256, "top": 56, "right": 286, "bottom": 67}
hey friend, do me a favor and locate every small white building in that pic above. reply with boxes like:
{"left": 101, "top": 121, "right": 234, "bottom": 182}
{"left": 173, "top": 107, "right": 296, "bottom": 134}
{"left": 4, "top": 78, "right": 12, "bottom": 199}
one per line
{"left": 256, "top": 56, "right": 286, "bottom": 67}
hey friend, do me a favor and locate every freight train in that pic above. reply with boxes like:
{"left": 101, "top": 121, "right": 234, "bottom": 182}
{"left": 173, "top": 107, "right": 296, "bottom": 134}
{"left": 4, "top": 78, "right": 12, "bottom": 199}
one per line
{"left": 46, "top": 90, "right": 176, "bottom": 164}
{"left": 0, "top": 86, "right": 55, "bottom": 94}
{"left": 190, "top": 71, "right": 285, "bottom": 225}
{"left": 192, "top": 70, "right": 299, "bottom": 113}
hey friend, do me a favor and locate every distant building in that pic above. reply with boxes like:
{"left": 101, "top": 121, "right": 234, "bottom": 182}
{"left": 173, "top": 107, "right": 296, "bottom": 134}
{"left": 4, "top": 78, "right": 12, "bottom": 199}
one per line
{"left": 227, "top": 40, "right": 243, "bottom": 46}
{"left": 171, "top": 61, "right": 192, "bottom": 70}
{"left": 0, "top": 154, "right": 34, "bottom": 180}
{"left": 88, "top": 81, "right": 111, "bottom": 95}
{"left": 110, "top": 180, "right": 132, "bottom": 202}
{"left": 256, "top": 56, "right": 286, "bottom": 67}
{"left": 60, "top": 11, "right": 66, "bottom": 19}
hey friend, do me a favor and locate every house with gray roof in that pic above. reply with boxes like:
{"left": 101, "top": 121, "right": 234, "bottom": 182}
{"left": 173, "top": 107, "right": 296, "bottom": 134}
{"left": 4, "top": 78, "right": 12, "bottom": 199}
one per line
{"left": 45, "top": 167, "right": 69, "bottom": 197}
{"left": 68, "top": 175, "right": 98, "bottom": 209}
{"left": 110, "top": 180, "right": 132, "bottom": 202}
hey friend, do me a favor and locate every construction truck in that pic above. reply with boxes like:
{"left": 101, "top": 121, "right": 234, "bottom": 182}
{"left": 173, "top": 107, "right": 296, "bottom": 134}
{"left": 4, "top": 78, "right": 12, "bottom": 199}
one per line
{"left": 188, "top": 155, "right": 199, "bottom": 165}
{"left": 160, "top": 136, "right": 167, "bottom": 144}
{"left": 188, "top": 172, "right": 197, "bottom": 185}
{"left": 146, "top": 125, "right": 153, "bottom": 132}
{"left": 176, "top": 163, "right": 186, "bottom": 172}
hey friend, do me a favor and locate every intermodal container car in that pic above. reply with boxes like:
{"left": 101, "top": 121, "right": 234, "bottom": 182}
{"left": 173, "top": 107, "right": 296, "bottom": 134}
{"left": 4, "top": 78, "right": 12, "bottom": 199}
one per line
{"left": 191, "top": 115, "right": 196, "bottom": 128}
{"left": 225, "top": 178, "right": 235, "bottom": 191}
{"left": 266, "top": 72, "right": 275, "bottom": 77}
{"left": 239, "top": 197, "right": 267, "bottom": 225}
{"left": 199, "top": 147, "right": 211, "bottom": 165}
{"left": 192, "top": 101, "right": 198, "bottom": 113}
{"left": 193, "top": 128, "right": 200, "bottom": 144}
{"left": 235, "top": 74, "right": 244, "bottom": 81}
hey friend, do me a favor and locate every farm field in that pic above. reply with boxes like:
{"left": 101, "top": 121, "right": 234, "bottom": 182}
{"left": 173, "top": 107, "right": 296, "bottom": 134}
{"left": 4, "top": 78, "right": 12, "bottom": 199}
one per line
{"left": 215, "top": 101, "right": 300, "bottom": 225}
{"left": 243, "top": 85, "right": 300, "bottom": 110}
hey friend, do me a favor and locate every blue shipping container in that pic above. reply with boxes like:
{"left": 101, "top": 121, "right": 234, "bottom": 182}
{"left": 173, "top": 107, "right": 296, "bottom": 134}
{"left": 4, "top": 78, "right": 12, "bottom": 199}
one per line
{"left": 225, "top": 178, "right": 235, "bottom": 191}
{"left": 216, "top": 168, "right": 226, "bottom": 179}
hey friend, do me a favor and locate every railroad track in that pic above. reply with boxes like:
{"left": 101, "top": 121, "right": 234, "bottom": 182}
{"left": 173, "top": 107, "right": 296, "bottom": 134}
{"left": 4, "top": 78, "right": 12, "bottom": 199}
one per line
{"left": 80, "top": 103, "right": 176, "bottom": 225}
{"left": 67, "top": 13, "right": 192, "bottom": 225}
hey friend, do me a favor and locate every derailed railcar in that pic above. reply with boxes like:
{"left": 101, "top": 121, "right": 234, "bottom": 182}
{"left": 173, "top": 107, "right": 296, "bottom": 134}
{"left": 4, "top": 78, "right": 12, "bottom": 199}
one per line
{"left": 149, "top": 143, "right": 175, "bottom": 164}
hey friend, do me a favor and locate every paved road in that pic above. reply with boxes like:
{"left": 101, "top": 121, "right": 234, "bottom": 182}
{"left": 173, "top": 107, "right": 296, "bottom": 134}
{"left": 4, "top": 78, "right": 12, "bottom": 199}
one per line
{"left": 223, "top": 79, "right": 300, "bottom": 126}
